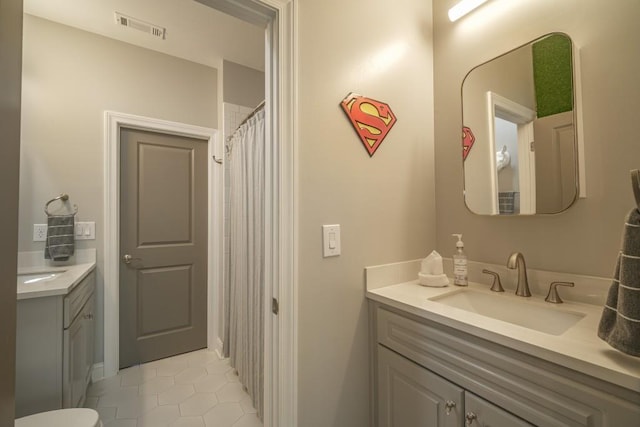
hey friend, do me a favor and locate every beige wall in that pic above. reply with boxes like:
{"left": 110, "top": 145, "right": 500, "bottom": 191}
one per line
{"left": 434, "top": 0, "right": 640, "bottom": 277}
{"left": 19, "top": 14, "right": 218, "bottom": 363}
{"left": 297, "top": 0, "right": 435, "bottom": 425}
{"left": 223, "top": 60, "right": 265, "bottom": 107}
{"left": 0, "top": 0, "right": 22, "bottom": 423}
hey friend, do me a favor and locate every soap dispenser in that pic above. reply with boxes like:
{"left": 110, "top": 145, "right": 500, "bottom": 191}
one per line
{"left": 452, "top": 234, "right": 468, "bottom": 286}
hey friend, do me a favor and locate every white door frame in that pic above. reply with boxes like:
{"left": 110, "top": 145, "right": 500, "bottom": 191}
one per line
{"left": 105, "top": 0, "right": 297, "bottom": 426}
{"left": 103, "top": 112, "right": 221, "bottom": 377}
{"left": 487, "top": 91, "right": 536, "bottom": 214}
{"left": 198, "top": 1, "right": 298, "bottom": 426}
{"left": 257, "top": 2, "right": 296, "bottom": 426}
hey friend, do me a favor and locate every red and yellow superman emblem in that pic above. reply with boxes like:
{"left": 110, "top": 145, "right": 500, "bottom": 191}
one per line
{"left": 341, "top": 93, "right": 397, "bottom": 157}
{"left": 462, "top": 126, "right": 475, "bottom": 161}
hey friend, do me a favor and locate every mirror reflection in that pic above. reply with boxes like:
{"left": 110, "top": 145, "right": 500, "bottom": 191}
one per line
{"left": 462, "top": 33, "right": 578, "bottom": 215}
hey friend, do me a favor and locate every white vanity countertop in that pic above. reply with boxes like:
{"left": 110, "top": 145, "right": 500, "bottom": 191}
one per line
{"left": 368, "top": 280, "right": 640, "bottom": 393}
{"left": 17, "top": 249, "right": 96, "bottom": 300}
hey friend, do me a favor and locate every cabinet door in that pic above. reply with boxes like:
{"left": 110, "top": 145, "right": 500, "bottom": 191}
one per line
{"left": 16, "top": 297, "right": 63, "bottom": 417}
{"left": 378, "top": 345, "right": 463, "bottom": 427}
{"left": 464, "top": 392, "right": 533, "bottom": 427}
{"left": 64, "top": 311, "right": 87, "bottom": 408}
{"left": 83, "top": 295, "right": 95, "bottom": 388}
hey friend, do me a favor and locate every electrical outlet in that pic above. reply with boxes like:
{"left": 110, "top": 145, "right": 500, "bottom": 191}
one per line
{"left": 33, "top": 224, "right": 47, "bottom": 241}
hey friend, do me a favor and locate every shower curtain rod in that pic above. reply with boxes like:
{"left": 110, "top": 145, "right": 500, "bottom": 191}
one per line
{"left": 226, "top": 100, "right": 266, "bottom": 143}
{"left": 237, "top": 100, "right": 265, "bottom": 129}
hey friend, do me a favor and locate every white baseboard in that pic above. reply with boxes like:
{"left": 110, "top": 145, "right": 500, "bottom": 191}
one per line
{"left": 214, "top": 337, "right": 226, "bottom": 360}
{"left": 91, "top": 362, "right": 105, "bottom": 382}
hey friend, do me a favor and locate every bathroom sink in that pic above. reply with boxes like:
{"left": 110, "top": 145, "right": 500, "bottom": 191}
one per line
{"left": 429, "top": 289, "right": 585, "bottom": 335}
{"left": 17, "top": 272, "right": 64, "bottom": 285}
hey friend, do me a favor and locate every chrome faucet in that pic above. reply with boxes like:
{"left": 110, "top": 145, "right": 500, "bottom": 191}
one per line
{"left": 506, "top": 252, "right": 532, "bottom": 297}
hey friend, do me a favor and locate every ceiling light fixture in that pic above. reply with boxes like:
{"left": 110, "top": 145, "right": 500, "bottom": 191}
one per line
{"left": 448, "top": 0, "right": 489, "bottom": 22}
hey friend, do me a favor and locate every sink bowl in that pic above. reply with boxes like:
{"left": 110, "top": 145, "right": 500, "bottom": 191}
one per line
{"left": 429, "top": 289, "right": 585, "bottom": 335}
{"left": 18, "top": 272, "right": 63, "bottom": 285}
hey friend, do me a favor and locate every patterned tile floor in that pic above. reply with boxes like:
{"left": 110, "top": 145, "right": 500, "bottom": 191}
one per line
{"left": 85, "top": 349, "right": 262, "bottom": 427}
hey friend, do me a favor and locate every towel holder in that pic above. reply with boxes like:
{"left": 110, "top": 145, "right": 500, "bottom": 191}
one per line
{"left": 44, "top": 193, "right": 78, "bottom": 216}
{"left": 632, "top": 169, "right": 640, "bottom": 211}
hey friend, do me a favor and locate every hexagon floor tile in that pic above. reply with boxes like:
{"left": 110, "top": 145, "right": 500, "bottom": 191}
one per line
{"left": 87, "top": 349, "right": 261, "bottom": 427}
{"left": 202, "top": 402, "right": 244, "bottom": 427}
{"left": 179, "top": 392, "right": 219, "bottom": 416}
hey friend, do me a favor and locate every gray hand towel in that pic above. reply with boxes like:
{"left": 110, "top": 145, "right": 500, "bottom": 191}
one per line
{"left": 598, "top": 208, "right": 640, "bottom": 357}
{"left": 44, "top": 214, "right": 75, "bottom": 261}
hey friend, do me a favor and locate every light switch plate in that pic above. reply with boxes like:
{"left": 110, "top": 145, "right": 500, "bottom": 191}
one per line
{"left": 75, "top": 221, "right": 96, "bottom": 240}
{"left": 322, "top": 224, "right": 341, "bottom": 257}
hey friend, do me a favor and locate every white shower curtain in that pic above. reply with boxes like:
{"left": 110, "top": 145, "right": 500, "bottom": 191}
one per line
{"left": 226, "top": 107, "right": 265, "bottom": 418}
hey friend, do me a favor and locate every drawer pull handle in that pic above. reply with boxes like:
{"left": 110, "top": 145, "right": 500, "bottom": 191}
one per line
{"left": 445, "top": 400, "right": 456, "bottom": 415}
{"left": 465, "top": 412, "right": 477, "bottom": 425}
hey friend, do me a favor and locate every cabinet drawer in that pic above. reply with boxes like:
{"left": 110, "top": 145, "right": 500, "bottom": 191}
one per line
{"left": 63, "top": 270, "right": 95, "bottom": 328}
{"left": 375, "top": 304, "right": 640, "bottom": 427}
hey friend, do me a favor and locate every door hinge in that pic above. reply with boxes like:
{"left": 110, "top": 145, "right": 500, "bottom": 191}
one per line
{"left": 530, "top": 141, "right": 535, "bottom": 152}
{"left": 272, "top": 298, "right": 279, "bottom": 315}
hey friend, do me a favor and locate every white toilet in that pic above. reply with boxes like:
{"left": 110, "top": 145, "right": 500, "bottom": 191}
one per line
{"left": 15, "top": 408, "right": 102, "bottom": 427}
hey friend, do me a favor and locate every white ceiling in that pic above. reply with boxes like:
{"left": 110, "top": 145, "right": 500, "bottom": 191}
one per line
{"left": 24, "top": 0, "right": 265, "bottom": 71}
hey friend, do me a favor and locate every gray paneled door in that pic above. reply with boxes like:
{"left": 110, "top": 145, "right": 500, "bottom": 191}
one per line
{"left": 119, "top": 128, "right": 208, "bottom": 369}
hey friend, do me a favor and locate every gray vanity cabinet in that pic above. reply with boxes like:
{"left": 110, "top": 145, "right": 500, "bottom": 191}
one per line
{"left": 16, "top": 269, "right": 96, "bottom": 417}
{"left": 378, "top": 345, "right": 532, "bottom": 427}
{"left": 370, "top": 302, "right": 640, "bottom": 427}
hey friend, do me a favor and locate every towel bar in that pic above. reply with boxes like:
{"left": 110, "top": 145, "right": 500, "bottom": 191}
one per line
{"left": 44, "top": 193, "right": 78, "bottom": 216}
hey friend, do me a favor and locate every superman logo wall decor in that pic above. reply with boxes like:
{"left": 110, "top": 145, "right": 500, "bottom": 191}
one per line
{"left": 462, "top": 126, "right": 475, "bottom": 161}
{"left": 340, "top": 93, "right": 397, "bottom": 157}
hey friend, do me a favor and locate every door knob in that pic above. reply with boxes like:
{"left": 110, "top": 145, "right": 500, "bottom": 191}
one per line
{"left": 122, "top": 254, "right": 141, "bottom": 264}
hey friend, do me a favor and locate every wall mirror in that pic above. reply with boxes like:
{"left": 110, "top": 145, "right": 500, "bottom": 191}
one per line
{"left": 462, "top": 33, "right": 578, "bottom": 215}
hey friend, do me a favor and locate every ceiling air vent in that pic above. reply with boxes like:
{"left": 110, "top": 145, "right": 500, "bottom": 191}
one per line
{"left": 115, "top": 12, "right": 166, "bottom": 40}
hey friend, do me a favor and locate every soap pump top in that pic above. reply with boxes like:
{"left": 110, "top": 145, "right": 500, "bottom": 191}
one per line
{"left": 452, "top": 233, "right": 464, "bottom": 249}
{"left": 451, "top": 233, "right": 468, "bottom": 286}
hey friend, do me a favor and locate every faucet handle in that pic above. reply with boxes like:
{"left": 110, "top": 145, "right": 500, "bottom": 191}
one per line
{"left": 482, "top": 269, "right": 505, "bottom": 292}
{"left": 545, "top": 281, "right": 575, "bottom": 304}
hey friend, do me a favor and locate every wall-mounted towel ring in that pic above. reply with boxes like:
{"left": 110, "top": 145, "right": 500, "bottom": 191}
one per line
{"left": 632, "top": 169, "right": 640, "bottom": 211}
{"left": 44, "top": 193, "right": 78, "bottom": 216}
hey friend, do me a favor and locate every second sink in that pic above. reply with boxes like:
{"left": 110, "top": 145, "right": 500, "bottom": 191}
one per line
{"left": 429, "top": 289, "right": 585, "bottom": 335}
{"left": 18, "top": 272, "right": 64, "bottom": 285}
